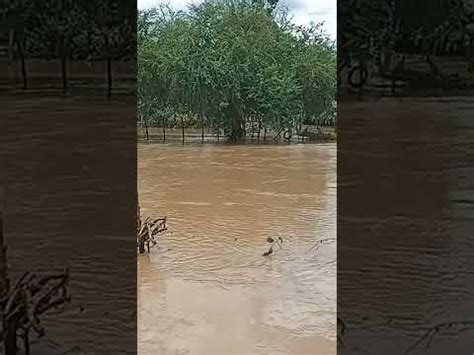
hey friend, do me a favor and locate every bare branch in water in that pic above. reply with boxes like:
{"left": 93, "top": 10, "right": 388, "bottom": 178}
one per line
{"left": 337, "top": 317, "right": 346, "bottom": 346}
{"left": 262, "top": 236, "right": 284, "bottom": 256}
{"left": 404, "top": 320, "right": 474, "bottom": 354}
{"left": 262, "top": 246, "right": 273, "bottom": 257}
{"left": 2, "top": 269, "right": 70, "bottom": 353}
{"left": 137, "top": 213, "right": 167, "bottom": 254}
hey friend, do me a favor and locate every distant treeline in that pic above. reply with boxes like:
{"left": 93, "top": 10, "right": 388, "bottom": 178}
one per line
{"left": 1, "top": 1, "right": 136, "bottom": 94}
{"left": 339, "top": 0, "right": 474, "bottom": 58}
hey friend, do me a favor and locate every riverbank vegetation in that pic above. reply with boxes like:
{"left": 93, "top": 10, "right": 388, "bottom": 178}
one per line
{"left": 338, "top": 0, "right": 474, "bottom": 92}
{"left": 138, "top": 0, "right": 336, "bottom": 141}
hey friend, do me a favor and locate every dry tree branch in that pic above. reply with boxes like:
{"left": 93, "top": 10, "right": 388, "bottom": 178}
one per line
{"left": 404, "top": 320, "right": 474, "bottom": 354}
{"left": 262, "top": 236, "right": 284, "bottom": 256}
{"left": 2, "top": 268, "right": 70, "bottom": 353}
{"left": 337, "top": 317, "right": 346, "bottom": 346}
{"left": 137, "top": 214, "right": 167, "bottom": 254}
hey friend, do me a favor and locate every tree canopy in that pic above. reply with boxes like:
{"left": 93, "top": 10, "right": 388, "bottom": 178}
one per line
{"left": 1, "top": 0, "right": 135, "bottom": 92}
{"left": 2, "top": 1, "right": 135, "bottom": 60}
{"left": 138, "top": 0, "right": 336, "bottom": 140}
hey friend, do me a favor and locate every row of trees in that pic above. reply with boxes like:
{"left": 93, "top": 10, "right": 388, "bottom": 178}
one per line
{"left": 1, "top": 0, "right": 136, "bottom": 94}
{"left": 339, "top": 0, "right": 474, "bottom": 60}
{"left": 138, "top": 0, "right": 336, "bottom": 140}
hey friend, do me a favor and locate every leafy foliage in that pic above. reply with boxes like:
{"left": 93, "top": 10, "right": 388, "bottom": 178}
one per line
{"left": 1, "top": 0, "right": 135, "bottom": 92}
{"left": 409, "top": 1, "right": 474, "bottom": 56}
{"left": 2, "top": 1, "right": 135, "bottom": 60}
{"left": 338, "top": 0, "right": 398, "bottom": 64}
{"left": 138, "top": 0, "right": 336, "bottom": 139}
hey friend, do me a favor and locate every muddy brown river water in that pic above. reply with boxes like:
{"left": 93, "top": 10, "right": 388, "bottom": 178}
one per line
{"left": 3, "top": 94, "right": 473, "bottom": 354}
{"left": 138, "top": 143, "right": 337, "bottom": 355}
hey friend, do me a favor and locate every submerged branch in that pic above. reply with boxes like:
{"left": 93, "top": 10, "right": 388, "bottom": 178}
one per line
{"left": 2, "top": 269, "right": 70, "bottom": 353}
{"left": 262, "top": 236, "right": 284, "bottom": 256}
{"left": 337, "top": 317, "right": 346, "bottom": 346}
{"left": 405, "top": 320, "right": 474, "bottom": 354}
{"left": 137, "top": 214, "right": 167, "bottom": 254}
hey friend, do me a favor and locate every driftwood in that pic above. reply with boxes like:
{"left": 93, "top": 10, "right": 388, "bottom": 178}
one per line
{"left": 137, "top": 215, "right": 167, "bottom": 254}
{"left": 1, "top": 269, "right": 70, "bottom": 354}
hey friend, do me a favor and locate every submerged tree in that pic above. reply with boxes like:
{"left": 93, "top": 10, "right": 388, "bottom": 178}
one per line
{"left": 138, "top": 0, "right": 336, "bottom": 140}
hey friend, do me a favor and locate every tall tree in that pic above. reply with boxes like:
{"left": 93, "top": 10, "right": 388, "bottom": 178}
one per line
{"left": 138, "top": 0, "right": 336, "bottom": 139}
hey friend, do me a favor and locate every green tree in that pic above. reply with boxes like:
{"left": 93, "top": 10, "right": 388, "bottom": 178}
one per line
{"left": 138, "top": 0, "right": 336, "bottom": 140}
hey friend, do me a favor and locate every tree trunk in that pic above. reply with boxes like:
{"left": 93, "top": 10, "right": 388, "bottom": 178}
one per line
{"left": 8, "top": 29, "right": 14, "bottom": 61}
{"left": 107, "top": 56, "right": 112, "bottom": 99}
{"left": 24, "top": 329, "right": 30, "bottom": 355}
{"left": 138, "top": 241, "right": 145, "bottom": 254}
{"left": 467, "top": 40, "right": 474, "bottom": 72}
{"left": 58, "top": 33, "right": 68, "bottom": 94}
{"left": 17, "top": 36, "right": 27, "bottom": 90}
{"left": 162, "top": 118, "right": 166, "bottom": 141}
{"left": 199, "top": 112, "right": 205, "bottom": 143}
{"left": 4, "top": 323, "right": 17, "bottom": 355}
{"left": 145, "top": 120, "right": 149, "bottom": 141}
{"left": 61, "top": 54, "right": 67, "bottom": 94}
{"left": 19, "top": 49, "right": 27, "bottom": 90}
{"left": 264, "top": 127, "right": 267, "bottom": 141}
{"left": 228, "top": 105, "right": 244, "bottom": 141}
{"left": 181, "top": 116, "right": 185, "bottom": 144}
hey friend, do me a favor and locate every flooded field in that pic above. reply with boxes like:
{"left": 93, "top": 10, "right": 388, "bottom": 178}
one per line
{"left": 1, "top": 95, "right": 136, "bottom": 353}
{"left": 138, "top": 143, "right": 337, "bottom": 355}
{"left": 338, "top": 96, "right": 474, "bottom": 354}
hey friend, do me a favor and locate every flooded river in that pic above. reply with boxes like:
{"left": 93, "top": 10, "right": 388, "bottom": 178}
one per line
{"left": 338, "top": 96, "right": 474, "bottom": 354}
{"left": 138, "top": 143, "right": 337, "bottom": 355}
{"left": 1, "top": 95, "right": 137, "bottom": 353}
